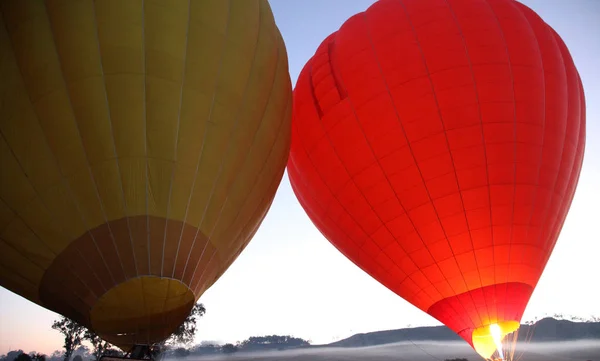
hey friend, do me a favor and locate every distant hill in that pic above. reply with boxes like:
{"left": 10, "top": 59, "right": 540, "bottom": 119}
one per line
{"left": 324, "top": 318, "right": 600, "bottom": 348}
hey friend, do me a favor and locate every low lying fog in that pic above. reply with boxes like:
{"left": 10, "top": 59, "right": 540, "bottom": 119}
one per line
{"left": 169, "top": 340, "right": 600, "bottom": 361}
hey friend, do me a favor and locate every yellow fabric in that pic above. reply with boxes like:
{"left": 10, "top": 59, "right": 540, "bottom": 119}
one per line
{"left": 472, "top": 321, "right": 520, "bottom": 359}
{"left": 0, "top": 0, "right": 292, "bottom": 347}
{"left": 90, "top": 276, "right": 195, "bottom": 349}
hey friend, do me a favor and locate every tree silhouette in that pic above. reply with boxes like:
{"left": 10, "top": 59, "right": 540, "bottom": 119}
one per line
{"left": 83, "top": 329, "right": 112, "bottom": 361}
{"left": 166, "top": 303, "right": 206, "bottom": 346}
{"left": 14, "top": 354, "right": 32, "bottom": 361}
{"left": 221, "top": 344, "right": 238, "bottom": 354}
{"left": 51, "top": 302, "right": 206, "bottom": 361}
{"left": 172, "top": 348, "right": 189, "bottom": 359}
{"left": 51, "top": 317, "right": 85, "bottom": 361}
{"left": 30, "top": 353, "right": 46, "bottom": 361}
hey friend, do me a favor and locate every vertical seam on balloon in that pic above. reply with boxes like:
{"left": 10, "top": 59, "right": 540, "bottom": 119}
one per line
{"left": 191, "top": 26, "right": 292, "bottom": 292}
{"left": 161, "top": 0, "right": 192, "bottom": 279}
{"left": 507, "top": 3, "right": 548, "bottom": 297}
{"left": 191, "top": 92, "right": 292, "bottom": 294}
{"left": 0, "top": 9, "right": 64, "bottom": 260}
{"left": 44, "top": 1, "right": 119, "bottom": 290}
{"left": 140, "top": 0, "right": 150, "bottom": 345}
{"left": 538, "top": 29, "right": 581, "bottom": 262}
{"left": 304, "top": 8, "right": 454, "bottom": 313}
{"left": 482, "top": 0, "right": 518, "bottom": 328}
{"left": 89, "top": 1, "right": 138, "bottom": 333}
{"left": 301, "top": 6, "right": 460, "bottom": 316}
{"left": 509, "top": 4, "right": 569, "bottom": 306}
{"left": 327, "top": 40, "right": 348, "bottom": 99}
{"left": 172, "top": 0, "right": 232, "bottom": 281}
{"left": 289, "top": 128, "right": 396, "bottom": 292}
{"left": 0, "top": 5, "right": 109, "bottom": 304}
{"left": 541, "top": 32, "right": 582, "bottom": 256}
{"left": 308, "top": 64, "right": 325, "bottom": 118}
{"left": 157, "top": 0, "right": 192, "bottom": 340}
{"left": 0, "top": 135, "right": 60, "bottom": 259}
{"left": 72, "top": 248, "right": 102, "bottom": 303}
{"left": 16, "top": 3, "right": 113, "bottom": 298}
{"left": 184, "top": 0, "right": 272, "bottom": 288}
{"left": 483, "top": 0, "right": 533, "bottom": 328}
{"left": 305, "top": 66, "right": 423, "bottom": 304}
{"left": 546, "top": 70, "right": 584, "bottom": 256}
{"left": 90, "top": 0, "right": 130, "bottom": 286}
{"left": 388, "top": 0, "right": 485, "bottom": 328}
{"left": 169, "top": 0, "right": 206, "bottom": 278}
{"left": 444, "top": 0, "right": 497, "bottom": 330}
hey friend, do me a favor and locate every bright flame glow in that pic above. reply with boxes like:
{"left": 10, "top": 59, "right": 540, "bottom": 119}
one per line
{"left": 490, "top": 323, "right": 504, "bottom": 360}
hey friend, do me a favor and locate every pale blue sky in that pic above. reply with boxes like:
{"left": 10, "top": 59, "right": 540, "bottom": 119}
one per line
{"left": 1, "top": 0, "right": 599, "bottom": 355}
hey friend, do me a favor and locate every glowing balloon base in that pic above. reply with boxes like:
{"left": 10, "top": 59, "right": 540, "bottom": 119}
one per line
{"left": 472, "top": 321, "right": 520, "bottom": 361}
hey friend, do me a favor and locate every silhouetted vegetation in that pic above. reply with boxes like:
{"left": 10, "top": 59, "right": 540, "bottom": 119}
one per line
{"left": 164, "top": 303, "right": 207, "bottom": 347}
{"left": 237, "top": 335, "right": 310, "bottom": 351}
{"left": 51, "top": 318, "right": 86, "bottom": 361}
{"left": 30, "top": 354, "right": 45, "bottom": 361}
{"left": 221, "top": 344, "right": 238, "bottom": 354}
{"left": 46, "top": 302, "right": 205, "bottom": 361}
{"left": 83, "top": 329, "right": 111, "bottom": 361}
{"left": 172, "top": 348, "right": 189, "bottom": 359}
{"left": 14, "top": 354, "right": 32, "bottom": 361}
{"left": 101, "top": 349, "right": 124, "bottom": 358}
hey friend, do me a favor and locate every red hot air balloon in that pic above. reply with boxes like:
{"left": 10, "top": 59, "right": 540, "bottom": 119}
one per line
{"left": 287, "top": 0, "right": 585, "bottom": 359}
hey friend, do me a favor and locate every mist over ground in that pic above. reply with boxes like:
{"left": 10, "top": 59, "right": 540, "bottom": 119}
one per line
{"left": 167, "top": 340, "right": 600, "bottom": 361}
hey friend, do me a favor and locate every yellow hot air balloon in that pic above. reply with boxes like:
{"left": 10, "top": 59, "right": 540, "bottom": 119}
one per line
{"left": 0, "top": 0, "right": 291, "bottom": 350}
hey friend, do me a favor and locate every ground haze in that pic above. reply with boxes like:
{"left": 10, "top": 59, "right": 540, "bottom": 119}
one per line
{"left": 171, "top": 340, "right": 600, "bottom": 361}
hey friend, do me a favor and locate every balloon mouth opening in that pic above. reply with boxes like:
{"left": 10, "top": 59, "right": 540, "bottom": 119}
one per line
{"left": 472, "top": 320, "right": 520, "bottom": 360}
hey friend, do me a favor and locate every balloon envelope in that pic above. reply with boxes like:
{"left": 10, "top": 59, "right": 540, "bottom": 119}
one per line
{"left": 287, "top": 0, "right": 585, "bottom": 358}
{"left": 0, "top": 0, "right": 291, "bottom": 350}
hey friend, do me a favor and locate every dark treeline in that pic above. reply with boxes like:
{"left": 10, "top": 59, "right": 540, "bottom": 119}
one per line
{"left": 0, "top": 334, "right": 312, "bottom": 361}
{"left": 158, "top": 335, "right": 312, "bottom": 358}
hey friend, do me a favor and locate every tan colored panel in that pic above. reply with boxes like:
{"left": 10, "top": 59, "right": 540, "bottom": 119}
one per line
{"left": 210, "top": 38, "right": 292, "bottom": 254}
{"left": 0, "top": 200, "right": 14, "bottom": 232}
{"left": 90, "top": 160, "right": 127, "bottom": 222}
{"left": 167, "top": 219, "right": 213, "bottom": 282}
{"left": 0, "top": 12, "right": 62, "bottom": 191}
{"left": 145, "top": 0, "right": 187, "bottom": 163}
{"left": 90, "top": 276, "right": 194, "bottom": 350}
{"left": 198, "top": 1, "right": 272, "bottom": 241}
{"left": 183, "top": 1, "right": 259, "bottom": 229}
{"left": 13, "top": 197, "right": 67, "bottom": 254}
{"left": 1, "top": 216, "right": 54, "bottom": 269}
{"left": 0, "top": 136, "right": 37, "bottom": 216}
{"left": 38, "top": 216, "right": 208, "bottom": 345}
{"left": 0, "top": 263, "right": 39, "bottom": 302}
{"left": 0, "top": 237, "right": 45, "bottom": 288}
{"left": 5, "top": 3, "right": 87, "bottom": 176}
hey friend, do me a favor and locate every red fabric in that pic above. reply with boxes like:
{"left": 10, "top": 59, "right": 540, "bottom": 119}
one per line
{"left": 427, "top": 282, "right": 533, "bottom": 345}
{"left": 288, "top": 0, "right": 585, "bottom": 342}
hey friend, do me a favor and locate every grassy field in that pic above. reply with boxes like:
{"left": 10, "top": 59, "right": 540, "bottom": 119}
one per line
{"left": 182, "top": 340, "right": 600, "bottom": 361}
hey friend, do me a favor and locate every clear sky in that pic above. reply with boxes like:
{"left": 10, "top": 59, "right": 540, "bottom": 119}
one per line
{"left": 1, "top": 0, "right": 599, "bottom": 356}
